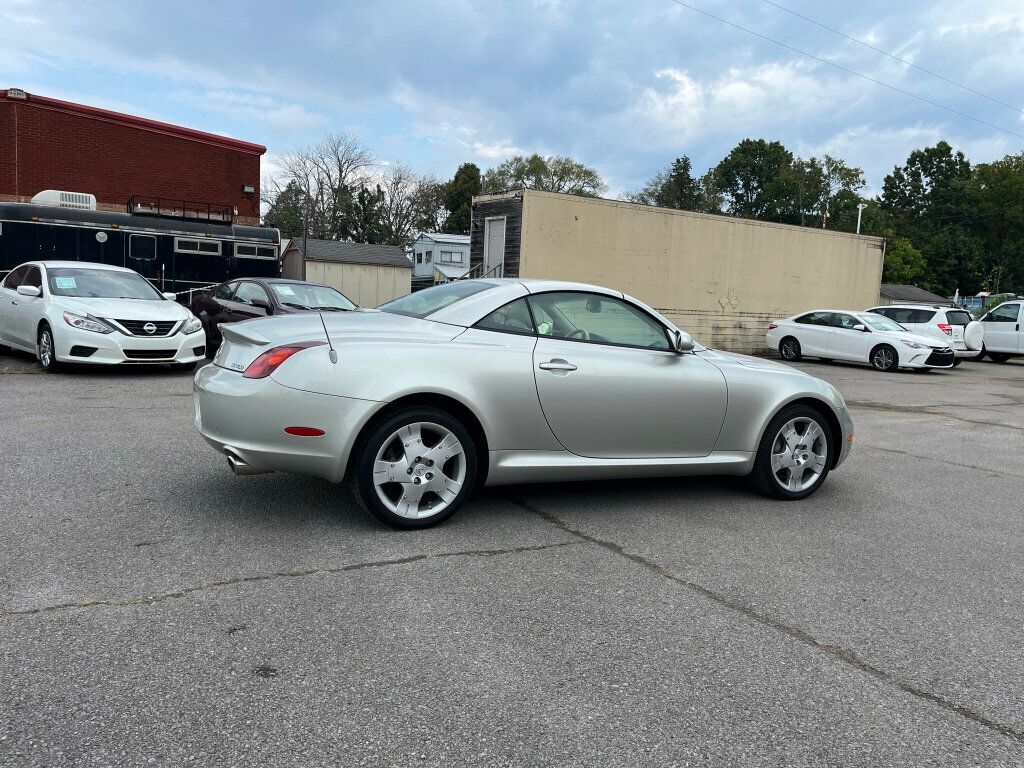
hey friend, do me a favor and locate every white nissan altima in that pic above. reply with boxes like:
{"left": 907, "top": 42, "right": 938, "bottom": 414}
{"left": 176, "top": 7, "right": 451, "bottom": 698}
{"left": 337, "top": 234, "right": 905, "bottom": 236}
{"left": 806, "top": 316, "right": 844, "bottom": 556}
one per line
{"left": 0, "top": 261, "right": 206, "bottom": 372}
{"left": 766, "top": 309, "right": 955, "bottom": 372}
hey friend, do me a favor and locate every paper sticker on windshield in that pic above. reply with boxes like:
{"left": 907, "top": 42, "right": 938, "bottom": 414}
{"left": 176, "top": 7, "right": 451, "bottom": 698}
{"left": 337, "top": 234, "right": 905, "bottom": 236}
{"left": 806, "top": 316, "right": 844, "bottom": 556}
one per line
{"left": 54, "top": 277, "right": 77, "bottom": 289}
{"left": 275, "top": 285, "right": 295, "bottom": 295}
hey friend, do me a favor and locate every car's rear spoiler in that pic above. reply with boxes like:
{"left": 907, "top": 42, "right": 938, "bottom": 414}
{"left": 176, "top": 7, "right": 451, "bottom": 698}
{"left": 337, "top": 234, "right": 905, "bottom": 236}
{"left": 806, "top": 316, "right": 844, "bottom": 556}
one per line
{"left": 219, "top": 323, "right": 271, "bottom": 346}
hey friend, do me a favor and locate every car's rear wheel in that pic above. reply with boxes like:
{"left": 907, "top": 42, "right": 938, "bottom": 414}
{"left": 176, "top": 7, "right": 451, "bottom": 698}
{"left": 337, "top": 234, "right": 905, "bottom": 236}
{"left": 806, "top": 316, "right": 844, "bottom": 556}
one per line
{"left": 751, "top": 405, "right": 833, "bottom": 500}
{"left": 988, "top": 351, "right": 1011, "bottom": 363}
{"left": 870, "top": 344, "right": 898, "bottom": 372}
{"left": 779, "top": 337, "right": 801, "bottom": 362}
{"left": 37, "top": 324, "right": 63, "bottom": 373}
{"left": 350, "top": 406, "right": 478, "bottom": 529}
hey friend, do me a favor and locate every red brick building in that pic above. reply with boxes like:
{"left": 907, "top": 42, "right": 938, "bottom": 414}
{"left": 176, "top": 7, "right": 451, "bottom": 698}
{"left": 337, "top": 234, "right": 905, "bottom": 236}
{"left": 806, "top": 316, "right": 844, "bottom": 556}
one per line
{"left": 0, "top": 88, "right": 266, "bottom": 224}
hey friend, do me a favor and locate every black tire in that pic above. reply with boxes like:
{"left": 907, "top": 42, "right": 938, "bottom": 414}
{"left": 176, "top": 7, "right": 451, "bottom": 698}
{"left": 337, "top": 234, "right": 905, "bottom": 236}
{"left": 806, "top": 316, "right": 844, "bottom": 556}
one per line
{"left": 170, "top": 361, "right": 198, "bottom": 372}
{"left": 988, "top": 352, "right": 1011, "bottom": 363}
{"left": 952, "top": 358, "right": 962, "bottom": 367}
{"left": 750, "top": 404, "right": 834, "bottom": 500}
{"left": 779, "top": 337, "right": 801, "bottom": 362}
{"left": 870, "top": 344, "right": 898, "bottom": 372}
{"left": 349, "top": 406, "right": 478, "bottom": 529}
{"left": 37, "top": 324, "right": 63, "bottom": 373}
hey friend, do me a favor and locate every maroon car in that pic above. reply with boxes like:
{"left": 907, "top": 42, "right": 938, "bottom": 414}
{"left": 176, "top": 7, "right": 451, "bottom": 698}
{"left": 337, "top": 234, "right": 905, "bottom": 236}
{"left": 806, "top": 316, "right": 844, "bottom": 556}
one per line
{"left": 190, "top": 277, "right": 357, "bottom": 356}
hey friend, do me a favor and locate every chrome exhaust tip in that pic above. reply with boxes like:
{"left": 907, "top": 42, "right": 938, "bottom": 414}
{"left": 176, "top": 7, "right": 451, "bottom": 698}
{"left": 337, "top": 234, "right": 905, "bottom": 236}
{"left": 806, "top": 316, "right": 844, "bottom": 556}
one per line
{"left": 225, "top": 451, "right": 272, "bottom": 476}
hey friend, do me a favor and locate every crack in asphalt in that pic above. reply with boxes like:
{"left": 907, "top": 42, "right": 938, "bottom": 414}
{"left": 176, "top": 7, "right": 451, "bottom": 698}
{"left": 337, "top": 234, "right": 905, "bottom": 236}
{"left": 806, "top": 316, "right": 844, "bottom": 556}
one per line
{"left": 859, "top": 443, "right": 1024, "bottom": 480}
{"left": 506, "top": 496, "right": 1024, "bottom": 745}
{"left": 0, "top": 540, "right": 579, "bottom": 619}
{"left": 845, "top": 400, "right": 1024, "bottom": 433}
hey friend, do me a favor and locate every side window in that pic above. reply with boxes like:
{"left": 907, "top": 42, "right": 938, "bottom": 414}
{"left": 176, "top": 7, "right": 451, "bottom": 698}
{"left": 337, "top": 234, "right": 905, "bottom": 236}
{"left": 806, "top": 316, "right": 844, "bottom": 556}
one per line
{"left": 796, "top": 312, "right": 832, "bottom": 326}
{"left": 214, "top": 282, "right": 238, "bottom": 301}
{"left": 2, "top": 265, "right": 29, "bottom": 289}
{"left": 833, "top": 313, "right": 861, "bottom": 330}
{"left": 474, "top": 298, "right": 534, "bottom": 336}
{"left": 233, "top": 281, "right": 270, "bottom": 306}
{"left": 424, "top": 251, "right": 432, "bottom": 264}
{"left": 129, "top": 234, "right": 157, "bottom": 261}
{"left": 23, "top": 266, "right": 42, "bottom": 290}
{"left": 987, "top": 303, "right": 1020, "bottom": 323}
{"left": 912, "top": 309, "right": 937, "bottom": 323}
{"left": 528, "top": 292, "right": 670, "bottom": 350}
{"left": 870, "top": 308, "right": 894, "bottom": 320}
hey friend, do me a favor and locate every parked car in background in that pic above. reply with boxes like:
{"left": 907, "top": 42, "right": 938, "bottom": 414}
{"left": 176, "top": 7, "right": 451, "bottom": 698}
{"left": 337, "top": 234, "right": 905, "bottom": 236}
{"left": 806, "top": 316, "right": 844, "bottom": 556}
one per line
{"left": 0, "top": 261, "right": 205, "bottom": 372}
{"left": 767, "top": 310, "right": 954, "bottom": 372}
{"left": 976, "top": 301, "right": 1022, "bottom": 363}
{"left": 865, "top": 304, "right": 983, "bottom": 365}
{"left": 190, "top": 277, "right": 357, "bottom": 356}
{"left": 195, "top": 279, "right": 854, "bottom": 528}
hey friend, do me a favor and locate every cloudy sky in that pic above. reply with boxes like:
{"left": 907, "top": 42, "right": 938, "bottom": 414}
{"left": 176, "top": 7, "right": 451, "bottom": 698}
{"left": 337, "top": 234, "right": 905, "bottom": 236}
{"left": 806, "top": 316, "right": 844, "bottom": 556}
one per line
{"left": 2, "top": 0, "right": 1022, "bottom": 196}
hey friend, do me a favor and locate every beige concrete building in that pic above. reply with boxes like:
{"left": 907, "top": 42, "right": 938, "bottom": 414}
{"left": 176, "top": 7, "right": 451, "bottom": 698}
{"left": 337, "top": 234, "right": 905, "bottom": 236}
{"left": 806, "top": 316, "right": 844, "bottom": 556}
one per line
{"left": 470, "top": 189, "right": 885, "bottom": 352}
{"left": 281, "top": 238, "right": 411, "bottom": 307}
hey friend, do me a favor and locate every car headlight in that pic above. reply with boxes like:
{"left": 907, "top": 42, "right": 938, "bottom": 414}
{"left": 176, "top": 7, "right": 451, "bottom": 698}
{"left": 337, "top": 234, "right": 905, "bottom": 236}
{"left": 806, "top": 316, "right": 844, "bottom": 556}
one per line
{"left": 900, "top": 340, "right": 926, "bottom": 349}
{"left": 181, "top": 315, "right": 203, "bottom": 335}
{"left": 63, "top": 312, "right": 113, "bottom": 334}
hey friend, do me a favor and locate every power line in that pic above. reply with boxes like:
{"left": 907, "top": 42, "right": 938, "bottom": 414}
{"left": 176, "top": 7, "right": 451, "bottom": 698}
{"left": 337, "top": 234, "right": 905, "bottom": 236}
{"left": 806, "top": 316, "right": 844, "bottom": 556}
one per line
{"left": 664, "top": 0, "right": 1024, "bottom": 142}
{"left": 760, "top": 0, "right": 1024, "bottom": 117}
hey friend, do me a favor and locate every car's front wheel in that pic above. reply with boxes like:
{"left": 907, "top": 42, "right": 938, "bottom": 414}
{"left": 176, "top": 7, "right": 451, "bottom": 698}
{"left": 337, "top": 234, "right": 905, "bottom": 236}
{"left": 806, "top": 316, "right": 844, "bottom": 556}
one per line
{"left": 350, "top": 406, "right": 478, "bottom": 529}
{"left": 751, "top": 405, "right": 833, "bottom": 500}
{"left": 37, "top": 324, "right": 63, "bottom": 373}
{"left": 870, "top": 344, "right": 898, "bottom": 372}
{"left": 988, "top": 351, "right": 1012, "bottom": 363}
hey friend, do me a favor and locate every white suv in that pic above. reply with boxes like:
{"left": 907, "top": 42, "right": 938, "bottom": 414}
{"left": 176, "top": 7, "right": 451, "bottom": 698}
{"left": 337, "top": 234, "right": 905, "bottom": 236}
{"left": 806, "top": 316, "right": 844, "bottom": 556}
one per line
{"left": 865, "top": 304, "right": 983, "bottom": 365}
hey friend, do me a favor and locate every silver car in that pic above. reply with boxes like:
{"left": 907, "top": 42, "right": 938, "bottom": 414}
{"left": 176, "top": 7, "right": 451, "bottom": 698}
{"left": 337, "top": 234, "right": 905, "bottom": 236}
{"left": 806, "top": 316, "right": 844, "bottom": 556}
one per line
{"left": 194, "top": 279, "right": 854, "bottom": 528}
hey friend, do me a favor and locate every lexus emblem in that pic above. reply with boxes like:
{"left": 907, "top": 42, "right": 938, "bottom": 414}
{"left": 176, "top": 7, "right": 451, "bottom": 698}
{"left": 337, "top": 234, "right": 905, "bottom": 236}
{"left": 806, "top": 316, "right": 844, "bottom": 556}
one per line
{"left": 143, "top": 322, "right": 157, "bottom": 335}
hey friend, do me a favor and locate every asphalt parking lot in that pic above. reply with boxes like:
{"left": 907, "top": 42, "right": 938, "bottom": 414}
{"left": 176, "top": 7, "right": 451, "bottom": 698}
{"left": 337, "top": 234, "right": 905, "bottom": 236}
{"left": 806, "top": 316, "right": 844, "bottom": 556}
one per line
{"left": 2, "top": 350, "right": 1023, "bottom": 767}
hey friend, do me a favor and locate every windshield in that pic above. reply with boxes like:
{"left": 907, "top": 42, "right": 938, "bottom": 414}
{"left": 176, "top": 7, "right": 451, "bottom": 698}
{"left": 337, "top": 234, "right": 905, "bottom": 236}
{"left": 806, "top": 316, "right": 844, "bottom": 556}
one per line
{"left": 861, "top": 313, "right": 905, "bottom": 332}
{"left": 269, "top": 282, "right": 357, "bottom": 311}
{"left": 379, "top": 280, "right": 497, "bottom": 318}
{"left": 47, "top": 267, "right": 163, "bottom": 300}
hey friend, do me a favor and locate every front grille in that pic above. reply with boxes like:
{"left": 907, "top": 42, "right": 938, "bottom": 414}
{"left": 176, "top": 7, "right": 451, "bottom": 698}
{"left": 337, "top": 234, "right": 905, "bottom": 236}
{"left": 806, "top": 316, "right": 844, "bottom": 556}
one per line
{"left": 123, "top": 349, "right": 177, "bottom": 360}
{"left": 69, "top": 345, "right": 97, "bottom": 358}
{"left": 925, "top": 349, "right": 954, "bottom": 366}
{"left": 114, "top": 319, "right": 178, "bottom": 337}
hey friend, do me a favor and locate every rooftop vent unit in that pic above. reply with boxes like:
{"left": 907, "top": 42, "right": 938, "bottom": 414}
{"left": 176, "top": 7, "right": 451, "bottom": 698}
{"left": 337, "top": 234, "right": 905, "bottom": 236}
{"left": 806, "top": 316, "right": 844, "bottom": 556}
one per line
{"left": 31, "top": 190, "right": 98, "bottom": 210}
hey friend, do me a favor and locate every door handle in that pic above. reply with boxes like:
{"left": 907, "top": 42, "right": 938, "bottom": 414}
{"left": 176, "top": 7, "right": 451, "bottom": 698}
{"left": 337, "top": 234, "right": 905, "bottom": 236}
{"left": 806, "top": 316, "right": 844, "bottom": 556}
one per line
{"left": 11, "top": 300, "right": 18, "bottom": 306}
{"left": 538, "top": 360, "right": 577, "bottom": 372}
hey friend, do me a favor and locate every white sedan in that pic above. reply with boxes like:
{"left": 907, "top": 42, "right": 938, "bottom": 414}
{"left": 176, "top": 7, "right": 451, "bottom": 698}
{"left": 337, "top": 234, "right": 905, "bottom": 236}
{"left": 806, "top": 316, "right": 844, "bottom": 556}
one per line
{"left": 767, "top": 309, "right": 955, "bottom": 372}
{"left": 0, "top": 260, "right": 206, "bottom": 372}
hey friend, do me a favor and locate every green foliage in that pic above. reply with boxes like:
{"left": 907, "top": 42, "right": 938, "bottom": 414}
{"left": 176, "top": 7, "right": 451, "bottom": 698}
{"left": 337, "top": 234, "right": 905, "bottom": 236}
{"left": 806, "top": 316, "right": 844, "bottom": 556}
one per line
{"left": 627, "top": 156, "right": 702, "bottom": 210}
{"left": 881, "top": 236, "right": 927, "bottom": 285}
{"left": 263, "top": 181, "right": 306, "bottom": 239}
{"left": 482, "top": 154, "right": 606, "bottom": 197}
{"left": 443, "top": 163, "right": 481, "bottom": 235}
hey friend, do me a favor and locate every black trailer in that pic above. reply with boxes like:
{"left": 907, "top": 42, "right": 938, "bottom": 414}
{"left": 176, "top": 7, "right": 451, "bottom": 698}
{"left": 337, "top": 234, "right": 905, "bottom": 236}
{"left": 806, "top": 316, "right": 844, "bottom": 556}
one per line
{"left": 0, "top": 197, "right": 281, "bottom": 301}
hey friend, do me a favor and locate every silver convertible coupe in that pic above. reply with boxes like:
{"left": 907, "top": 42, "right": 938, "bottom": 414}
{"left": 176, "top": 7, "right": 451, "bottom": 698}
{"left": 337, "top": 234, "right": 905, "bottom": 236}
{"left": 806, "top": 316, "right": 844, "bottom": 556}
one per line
{"left": 194, "top": 279, "right": 854, "bottom": 528}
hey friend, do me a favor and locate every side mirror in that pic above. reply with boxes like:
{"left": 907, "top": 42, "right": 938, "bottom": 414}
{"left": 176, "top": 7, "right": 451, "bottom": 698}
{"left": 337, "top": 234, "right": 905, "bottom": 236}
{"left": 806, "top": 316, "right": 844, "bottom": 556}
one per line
{"left": 16, "top": 285, "right": 41, "bottom": 297}
{"left": 853, "top": 323, "right": 867, "bottom": 332}
{"left": 250, "top": 298, "right": 273, "bottom": 314}
{"left": 670, "top": 328, "right": 695, "bottom": 353}
{"left": 162, "top": 291, "right": 177, "bottom": 301}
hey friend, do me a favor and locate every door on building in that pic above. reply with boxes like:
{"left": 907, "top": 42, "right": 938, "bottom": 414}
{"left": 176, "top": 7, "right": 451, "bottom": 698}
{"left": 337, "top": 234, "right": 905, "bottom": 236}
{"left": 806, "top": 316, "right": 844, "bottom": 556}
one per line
{"left": 483, "top": 217, "right": 506, "bottom": 277}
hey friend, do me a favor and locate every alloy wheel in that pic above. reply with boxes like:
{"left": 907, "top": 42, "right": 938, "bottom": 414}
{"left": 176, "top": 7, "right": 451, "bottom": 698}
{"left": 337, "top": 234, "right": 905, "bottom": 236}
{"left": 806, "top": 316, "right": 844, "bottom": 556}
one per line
{"left": 769, "top": 417, "right": 828, "bottom": 492}
{"left": 39, "top": 329, "right": 54, "bottom": 368}
{"left": 372, "top": 421, "right": 467, "bottom": 519}
{"left": 873, "top": 347, "right": 895, "bottom": 371}
{"left": 781, "top": 340, "right": 798, "bottom": 360}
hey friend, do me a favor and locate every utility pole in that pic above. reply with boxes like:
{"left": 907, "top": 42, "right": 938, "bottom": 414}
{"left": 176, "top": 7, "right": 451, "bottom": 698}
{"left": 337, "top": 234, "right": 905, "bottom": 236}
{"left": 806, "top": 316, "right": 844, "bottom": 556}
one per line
{"left": 856, "top": 203, "right": 868, "bottom": 234}
{"left": 302, "top": 189, "right": 310, "bottom": 282}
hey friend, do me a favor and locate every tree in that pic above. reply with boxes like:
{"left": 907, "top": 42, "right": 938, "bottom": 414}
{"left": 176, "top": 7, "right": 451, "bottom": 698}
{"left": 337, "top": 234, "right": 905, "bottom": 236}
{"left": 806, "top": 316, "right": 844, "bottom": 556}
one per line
{"left": 266, "top": 132, "right": 375, "bottom": 240}
{"left": 713, "top": 139, "right": 797, "bottom": 221}
{"left": 377, "top": 163, "right": 445, "bottom": 247}
{"left": 263, "top": 180, "right": 306, "bottom": 238}
{"left": 628, "top": 156, "right": 702, "bottom": 210}
{"left": 345, "top": 185, "right": 387, "bottom": 244}
{"left": 881, "top": 236, "right": 927, "bottom": 285}
{"left": 443, "top": 163, "right": 481, "bottom": 235}
{"left": 482, "top": 154, "right": 606, "bottom": 197}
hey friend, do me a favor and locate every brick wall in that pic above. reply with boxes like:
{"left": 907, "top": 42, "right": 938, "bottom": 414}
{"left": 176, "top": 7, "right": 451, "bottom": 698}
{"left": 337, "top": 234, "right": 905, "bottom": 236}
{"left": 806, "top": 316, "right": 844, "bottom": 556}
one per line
{"left": 0, "top": 96, "right": 263, "bottom": 224}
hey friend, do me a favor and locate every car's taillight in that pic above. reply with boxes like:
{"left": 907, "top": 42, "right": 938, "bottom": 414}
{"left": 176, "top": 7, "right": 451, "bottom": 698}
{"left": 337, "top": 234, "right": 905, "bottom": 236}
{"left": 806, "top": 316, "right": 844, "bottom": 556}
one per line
{"left": 242, "top": 341, "right": 326, "bottom": 379}
{"left": 768, "top": 323, "right": 778, "bottom": 330}
{"left": 937, "top": 323, "right": 952, "bottom": 335}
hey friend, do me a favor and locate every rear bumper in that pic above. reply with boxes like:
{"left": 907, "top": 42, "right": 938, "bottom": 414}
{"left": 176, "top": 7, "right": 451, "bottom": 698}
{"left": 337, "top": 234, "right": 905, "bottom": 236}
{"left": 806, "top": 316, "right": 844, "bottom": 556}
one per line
{"left": 55, "top": 325, "right": 206, "bottom": 365}
{"left": 193, "top": 364, "right": 382, "bottom": 482}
